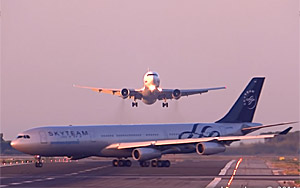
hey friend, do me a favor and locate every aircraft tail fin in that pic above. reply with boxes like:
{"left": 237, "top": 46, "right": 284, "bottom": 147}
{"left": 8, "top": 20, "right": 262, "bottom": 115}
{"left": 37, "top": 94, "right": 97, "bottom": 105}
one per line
{"left": 216, "top": 77, "right": 265, "bottom": 123}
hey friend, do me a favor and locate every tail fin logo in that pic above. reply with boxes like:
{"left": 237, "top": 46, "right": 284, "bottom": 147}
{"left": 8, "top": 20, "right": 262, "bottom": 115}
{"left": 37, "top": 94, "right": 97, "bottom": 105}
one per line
{"left": 243, "top": 90, "right": 256, "bottom": 110}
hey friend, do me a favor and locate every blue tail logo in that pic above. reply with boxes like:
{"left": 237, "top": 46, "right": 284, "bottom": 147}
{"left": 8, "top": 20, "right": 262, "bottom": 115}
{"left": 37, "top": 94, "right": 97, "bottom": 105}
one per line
{"left": 243, "top": 90, "right": 256, "bottom": 110}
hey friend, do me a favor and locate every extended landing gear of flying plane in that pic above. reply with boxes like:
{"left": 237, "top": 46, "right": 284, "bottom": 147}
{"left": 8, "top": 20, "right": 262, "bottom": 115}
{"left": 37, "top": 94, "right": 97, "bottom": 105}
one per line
{"left": 132, "top": 101, "right": 138, "bottom": 107}
{"left": 112, "top": 159, "right": 132, "bottom": 167}
{"left": 34, "top": 155, "right": 43, "bottom": 168}
{"left": 162, "top": 102, "right": 168, "bottom": 108}
{"left": 140, "top": 160, "right": 171, "bottom": 168}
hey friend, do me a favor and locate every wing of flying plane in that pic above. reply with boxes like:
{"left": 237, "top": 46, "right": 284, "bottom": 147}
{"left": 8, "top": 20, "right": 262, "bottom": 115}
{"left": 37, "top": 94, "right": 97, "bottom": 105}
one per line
{"left": 159, "top": 87, "right": 226, "bottom": 100}
{"left": 73, "top": 85, "right": 143, "bottom": 99}
{"left": 105, "top": 126, "right": 293, "bottom": 150}
{"left": 73, "top": 85, "right": 121, "bottom": 95}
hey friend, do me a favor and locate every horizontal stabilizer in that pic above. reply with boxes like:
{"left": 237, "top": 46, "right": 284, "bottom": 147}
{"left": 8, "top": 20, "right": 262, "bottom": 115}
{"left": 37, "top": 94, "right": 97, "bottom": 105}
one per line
{"left": 279, "top": 127, "right": 293, "bottom": 135}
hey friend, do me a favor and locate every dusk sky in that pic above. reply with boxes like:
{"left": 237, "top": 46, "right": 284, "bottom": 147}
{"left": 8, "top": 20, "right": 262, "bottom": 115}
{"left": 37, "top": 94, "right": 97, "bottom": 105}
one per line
{"left": 1, "top": 0, "right": 299, "bottom": 140}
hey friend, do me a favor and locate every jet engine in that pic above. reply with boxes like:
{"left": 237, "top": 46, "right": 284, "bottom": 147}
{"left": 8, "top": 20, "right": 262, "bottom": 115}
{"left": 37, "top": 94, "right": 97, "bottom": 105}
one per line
{"left": 121, "top": 88, "right": 130, "bottom": 99}
{"left": 172, "top": 89, "right": 181, "bottom": 100}
{"left": 196, "top": 142, "right": 226, "bottom": 155}
{"left": 132, "top": 148, "right": 162, "bottom": 161}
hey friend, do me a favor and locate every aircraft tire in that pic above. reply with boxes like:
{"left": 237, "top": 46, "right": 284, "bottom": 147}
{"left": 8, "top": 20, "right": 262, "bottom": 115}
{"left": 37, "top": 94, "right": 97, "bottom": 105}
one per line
{"left": 118, "top": 160, "right": 125, "bottom": 167}
{"left": 125, "top": 160, "right": 132, "bottom": 167}
{"left": 35, "top": 162, "right": 43, "bottom": 168}
{"left": 157, "top": 160, "right": 163, "bottom": 167}
{"left": 140, "top": 161, "right": 150, "bottom": 167}
{"left": 112, "top": 159, "right": 118, "bottom": 167}
{"left": 163, "top": 160, "right": 170, "bottom": 167}
{"left": 151, "top": 160, "right": 157, "bottom": 167}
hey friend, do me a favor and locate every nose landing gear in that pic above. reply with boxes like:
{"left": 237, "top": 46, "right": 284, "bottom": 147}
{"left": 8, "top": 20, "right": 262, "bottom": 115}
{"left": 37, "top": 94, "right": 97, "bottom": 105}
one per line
{"left": 34, "top": 155, "right": 43, "bottom": 168}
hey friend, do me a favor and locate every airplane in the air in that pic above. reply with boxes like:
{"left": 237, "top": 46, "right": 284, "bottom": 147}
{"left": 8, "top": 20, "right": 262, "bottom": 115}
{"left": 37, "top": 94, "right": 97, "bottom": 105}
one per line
{"left": 73, "top": 71, "right": 226, "bottom": 107}
{"left": 11, "top": 77, "right": 297, "bottom": 168}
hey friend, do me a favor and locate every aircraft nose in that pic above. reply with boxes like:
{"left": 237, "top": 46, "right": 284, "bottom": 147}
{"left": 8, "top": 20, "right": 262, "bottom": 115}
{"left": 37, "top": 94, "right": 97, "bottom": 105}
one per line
{"left": 10, "top": 139, "right": 19, "bottom": 149}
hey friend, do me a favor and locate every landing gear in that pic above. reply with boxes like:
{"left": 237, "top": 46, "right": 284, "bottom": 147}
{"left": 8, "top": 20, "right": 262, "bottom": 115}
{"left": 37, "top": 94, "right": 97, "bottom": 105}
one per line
{"left": 112, "top": 159, "right": 170, "bottom": 167}
{"left": 139, "top": 161, "right": 150, "bottom": 167}
{"left": 112, "top": 159, "right": 132, "bottom": 167}
{"left": 162, "top": 98, "right": 168, "bottom": 108}
{"left": 140, "top": 160, "right": 170, "bottom": 168}
{"left": 132, "top": 101, "right": 138, "bottom": 107}
{"left": 151, "top": 160, "right": 170, "bottom": 167}
{"left": 34, "top": 155, "right": 43, "bottom": 168}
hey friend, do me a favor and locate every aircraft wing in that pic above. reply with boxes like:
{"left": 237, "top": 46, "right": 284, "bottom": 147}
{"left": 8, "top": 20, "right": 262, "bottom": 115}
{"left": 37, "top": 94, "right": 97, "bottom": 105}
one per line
{"left": 105, "top": 127, "right": 292, "bottom": 150}
{"left": 73, "top": 84, "right": 143, "bottom": 99}
{"left": 242, "top": 121, "right": 298, "bottom": 131}
{"left": 73, "top": 85, "right": 121, "bottom": 95}
{"left": 160, "top": 87, "right": 226, "bottom": 100}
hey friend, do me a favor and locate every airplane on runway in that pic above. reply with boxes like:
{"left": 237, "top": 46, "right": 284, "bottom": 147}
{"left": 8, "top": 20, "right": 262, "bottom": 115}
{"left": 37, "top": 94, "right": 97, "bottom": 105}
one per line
{"left": 73, "top": 71, "right": 226, "bottom": 107}
{"left": 11, "top": 77, "right": 297, "bottom": 168}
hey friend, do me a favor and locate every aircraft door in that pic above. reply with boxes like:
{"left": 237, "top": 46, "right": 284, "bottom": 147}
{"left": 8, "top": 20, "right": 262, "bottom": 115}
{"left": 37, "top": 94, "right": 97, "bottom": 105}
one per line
{"left": 39, "top": 131, "right": 48, "bottom": 144}
{"left": 90, "top": 131, "right": 96, "bottom": 143}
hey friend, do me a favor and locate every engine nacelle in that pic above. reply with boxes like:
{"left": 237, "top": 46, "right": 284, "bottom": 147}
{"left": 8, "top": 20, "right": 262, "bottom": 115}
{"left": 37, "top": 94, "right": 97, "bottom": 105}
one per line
{"left": 196, "top": 142, "right": 226, "bottom": 155}
{"left": 121, "top": 88, "right": 130, "bottom": 99}
{"left": 172, "top": 89, "right": 181, "bottom": 100}
{"left": 132, "top": 148, "right": 162, "bottom": 161}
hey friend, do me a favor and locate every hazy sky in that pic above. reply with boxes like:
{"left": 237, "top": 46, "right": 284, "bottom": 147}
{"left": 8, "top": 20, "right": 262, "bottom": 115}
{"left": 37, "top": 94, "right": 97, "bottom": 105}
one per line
{"left": 1, "top": 0, "right": 299, "bottom": 140}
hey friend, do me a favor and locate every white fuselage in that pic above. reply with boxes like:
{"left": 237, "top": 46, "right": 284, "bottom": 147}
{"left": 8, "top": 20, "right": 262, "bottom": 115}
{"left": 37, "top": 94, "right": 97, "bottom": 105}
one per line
{"left": 10, "top": 123, "right": 257, "bottom": 158}
{"left": 141, "top": 71, "right": 161, "bottom": 105}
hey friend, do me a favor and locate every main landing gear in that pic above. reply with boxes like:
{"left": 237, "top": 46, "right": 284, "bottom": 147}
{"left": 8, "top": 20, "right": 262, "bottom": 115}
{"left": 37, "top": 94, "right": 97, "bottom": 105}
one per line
{"left": 112, "top": 159, "right": 132, "bottom": 167}
{"left": 162, "top": 98, "right": 168, "bottom": 108}
{"left": 112, "top": 159, "right": 171, "bottom": 167}
{"left": 34, "top": 155, "right": 43, "bottom": 168}
{"left": 162, "top": 102, "right": 168, "bottom": 108}
{"left": 132, "top": 101, "right": 138, "bottom": 107}
{"left": 140, "top": 160, "right": 171, "bottom": 168}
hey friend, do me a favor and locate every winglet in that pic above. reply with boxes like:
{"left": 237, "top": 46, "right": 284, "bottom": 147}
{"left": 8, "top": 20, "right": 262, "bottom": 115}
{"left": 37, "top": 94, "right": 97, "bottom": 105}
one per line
{"left": 279, "top": 127, "right": 293, "bottom": 135}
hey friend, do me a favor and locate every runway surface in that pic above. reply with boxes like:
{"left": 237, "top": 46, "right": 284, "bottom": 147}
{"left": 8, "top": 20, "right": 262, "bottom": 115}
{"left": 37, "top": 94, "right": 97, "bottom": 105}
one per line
{"left": 1, "top": 155, "right": 299, "bottom": 188}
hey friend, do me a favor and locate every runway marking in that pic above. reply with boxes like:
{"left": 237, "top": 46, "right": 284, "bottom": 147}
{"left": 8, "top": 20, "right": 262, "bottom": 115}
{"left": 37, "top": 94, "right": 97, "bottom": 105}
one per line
{"left": 64, "top": 165, "right": 110, "bottom": 177}
{"left": 22, "top": 180, "right": 34, "bottom": 183}
{"left": 9, "top": 183, "right": 21, "bottom": 185}
{"left": 205, "top": 159, "right": 235, "bottom": 188}
{"left": 67, "top": 172, "right": 79, "bottom": 176}
{"left": 226, "top": 157, "right": 243, "bottom": 188}
{"left": 0, "top": 164, "right": 111, "bottom": 187}
{"left": 2, "top": 176, "right": 57, "bottom": 187}
{"left": 33, "top": 179, "right": 44, "bottom": 182}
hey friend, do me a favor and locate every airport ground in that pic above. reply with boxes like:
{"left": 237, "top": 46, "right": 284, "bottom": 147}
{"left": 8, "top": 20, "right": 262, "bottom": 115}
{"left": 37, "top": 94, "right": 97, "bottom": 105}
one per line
{"left": 0, "top": 154, "right": 299, "bottom": 188}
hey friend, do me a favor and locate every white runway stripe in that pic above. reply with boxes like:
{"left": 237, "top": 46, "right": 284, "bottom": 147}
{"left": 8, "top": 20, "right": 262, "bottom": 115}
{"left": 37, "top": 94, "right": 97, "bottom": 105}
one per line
{"left": 205, "top": 159, "right": 235, "bottom": 188}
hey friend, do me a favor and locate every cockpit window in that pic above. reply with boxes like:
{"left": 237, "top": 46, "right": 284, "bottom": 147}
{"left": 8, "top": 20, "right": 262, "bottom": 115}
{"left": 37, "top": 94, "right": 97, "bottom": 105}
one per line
{"left": 16, "top": 135, "right": 30, "bottom": 139}
{"left": 24, "top": 135, "right": 30, "bottom": 139}
{"left": 147, "top": 73, "right": 158, "bottom": 76}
